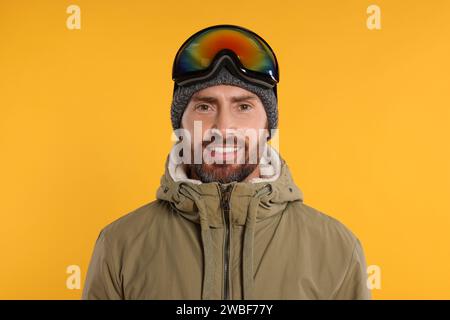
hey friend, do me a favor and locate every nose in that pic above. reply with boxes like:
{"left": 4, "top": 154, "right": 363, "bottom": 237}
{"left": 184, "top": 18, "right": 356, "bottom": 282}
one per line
{"left": 213, "top": 105, "right": 236, "bottom": 138}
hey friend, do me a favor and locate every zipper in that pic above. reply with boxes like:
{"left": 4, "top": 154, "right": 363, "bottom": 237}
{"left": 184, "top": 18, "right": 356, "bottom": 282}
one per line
{"left": 219, "top": 183, "right": 233, "bottom": 300}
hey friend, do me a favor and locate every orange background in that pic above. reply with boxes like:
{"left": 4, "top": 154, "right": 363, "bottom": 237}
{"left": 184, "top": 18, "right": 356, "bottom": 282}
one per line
{"left": 1, "top": 0, "right": 449, "bottom": 299}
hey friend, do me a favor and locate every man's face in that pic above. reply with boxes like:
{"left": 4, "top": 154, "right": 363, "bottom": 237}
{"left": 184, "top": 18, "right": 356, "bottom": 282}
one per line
{"left": 180, "top": 85, "right": 268, "bottom": 183}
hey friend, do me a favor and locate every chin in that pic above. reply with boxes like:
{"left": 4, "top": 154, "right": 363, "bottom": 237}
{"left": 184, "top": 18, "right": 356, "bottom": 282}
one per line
{"left": 193, "top": 163, "right": 258, "bottom": 184}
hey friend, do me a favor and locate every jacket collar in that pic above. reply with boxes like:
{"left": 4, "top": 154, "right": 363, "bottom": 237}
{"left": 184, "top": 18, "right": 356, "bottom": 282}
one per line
{"left": 156, "top": 143, "right": 303, "bottom": 227}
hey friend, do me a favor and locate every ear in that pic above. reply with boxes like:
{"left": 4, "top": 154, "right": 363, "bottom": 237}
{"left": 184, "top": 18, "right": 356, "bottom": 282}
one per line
{"left": 265, "top": 118, "right": 272, "bottom": 140}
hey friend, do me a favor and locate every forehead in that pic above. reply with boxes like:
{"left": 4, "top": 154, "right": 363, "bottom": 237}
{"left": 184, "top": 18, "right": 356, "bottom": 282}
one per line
{"left": 191, "top": 85, "right": 258, "bottom": 100}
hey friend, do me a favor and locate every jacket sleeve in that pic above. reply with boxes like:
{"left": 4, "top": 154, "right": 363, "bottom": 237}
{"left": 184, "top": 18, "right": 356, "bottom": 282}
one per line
{"left": 81, "top": 229, "right": 123, "bottom": 300}
{"left": 331, "top": 238, "right": 372, "bottom": 300}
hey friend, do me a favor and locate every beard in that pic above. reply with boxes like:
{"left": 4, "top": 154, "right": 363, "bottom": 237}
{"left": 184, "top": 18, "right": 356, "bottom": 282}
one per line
{"left": 190, "top": 162, "right": 258, "bottom": 184}
{"left": 185, "top": 137, "right": 262, "bottom": 184}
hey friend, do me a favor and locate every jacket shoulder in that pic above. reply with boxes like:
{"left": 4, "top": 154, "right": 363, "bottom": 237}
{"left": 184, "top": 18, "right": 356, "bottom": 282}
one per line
{"left": 286, "top": 201, "right": 359, "bottom": 250}
{"left": 99, "top": 200, "right": 171, "bottom": 245}
{"left": 284, "top": 201, "right": 370, "bottom": 299}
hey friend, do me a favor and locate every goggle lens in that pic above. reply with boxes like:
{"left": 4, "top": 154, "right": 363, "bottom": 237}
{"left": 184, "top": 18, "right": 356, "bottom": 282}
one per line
{"left": 173, "top": 26, "right": 279, "bottom": 86}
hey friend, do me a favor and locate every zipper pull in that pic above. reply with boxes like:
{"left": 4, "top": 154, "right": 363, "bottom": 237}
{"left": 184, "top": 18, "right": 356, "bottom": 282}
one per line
{"left": 219, "top": 184, "right": 233, "bottom": 211}
{"left": 219, "top": 183, "right": 232, "bottom": 199}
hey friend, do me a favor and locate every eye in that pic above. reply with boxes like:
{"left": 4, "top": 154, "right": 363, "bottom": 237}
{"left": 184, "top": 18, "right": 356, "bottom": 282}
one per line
{"left": 195, "top": 104, "right": 212, "bottom": 112}
{"left": 238, "top": 103, "right": 253, "bottom": 112}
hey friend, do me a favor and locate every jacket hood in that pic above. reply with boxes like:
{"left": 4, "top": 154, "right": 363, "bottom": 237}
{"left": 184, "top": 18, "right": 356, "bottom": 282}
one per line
{"left": 156, "top": 143, "right": 303, "bottom": 299}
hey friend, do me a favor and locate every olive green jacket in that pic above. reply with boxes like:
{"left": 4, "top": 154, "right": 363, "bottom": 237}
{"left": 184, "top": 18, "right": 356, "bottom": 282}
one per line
{"left": 82, "top": 150, "right": 371, "bottom": 300}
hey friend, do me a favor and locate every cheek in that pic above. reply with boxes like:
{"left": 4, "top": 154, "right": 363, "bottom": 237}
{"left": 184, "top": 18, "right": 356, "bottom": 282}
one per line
{"left": 180, "top": 108, "right": 192, "bottom": 130}
{"left": 247, "top": 109, "right": 268, "bottom": 129}
{"left": 180, "top": 113, "right": 214, "bottom": 144}
{"left": 181, "top": 111, "right": 198, "bottom": 134}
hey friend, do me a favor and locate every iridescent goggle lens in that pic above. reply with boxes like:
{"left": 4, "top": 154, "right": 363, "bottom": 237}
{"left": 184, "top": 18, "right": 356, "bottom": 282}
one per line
{"left": 172, "top": 25, "right": 279, "bottom": 88}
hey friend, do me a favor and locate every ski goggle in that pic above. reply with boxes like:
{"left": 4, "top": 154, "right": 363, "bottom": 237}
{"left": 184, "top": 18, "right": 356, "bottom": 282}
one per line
{"left": 172, "top": 25, "right": 279, "bottom": 89}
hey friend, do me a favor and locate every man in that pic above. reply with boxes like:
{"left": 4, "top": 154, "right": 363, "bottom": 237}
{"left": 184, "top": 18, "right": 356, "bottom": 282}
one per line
{"left": 82, "top": 25, "right": 371, "bottom": 300}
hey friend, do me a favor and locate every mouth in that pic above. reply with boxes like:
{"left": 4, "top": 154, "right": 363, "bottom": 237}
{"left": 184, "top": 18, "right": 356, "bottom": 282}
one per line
{"left": 205, "top": 144, "right": 244, "bottom": 162}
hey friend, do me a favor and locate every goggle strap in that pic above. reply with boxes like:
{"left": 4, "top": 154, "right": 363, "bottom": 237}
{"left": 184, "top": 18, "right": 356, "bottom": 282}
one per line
{"left": 176, "top": 55, "right": 274, "bottom": 89}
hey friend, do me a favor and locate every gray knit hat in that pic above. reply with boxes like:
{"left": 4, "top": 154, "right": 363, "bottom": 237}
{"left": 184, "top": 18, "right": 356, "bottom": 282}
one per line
{"left": 171, "top": 67, "right": 278, "bottom": 136}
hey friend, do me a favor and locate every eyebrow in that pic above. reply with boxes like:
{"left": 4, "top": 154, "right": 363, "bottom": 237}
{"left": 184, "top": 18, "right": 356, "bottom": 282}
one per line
{"left": 191, "top": 94, "right": 258, "bottom": 104}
